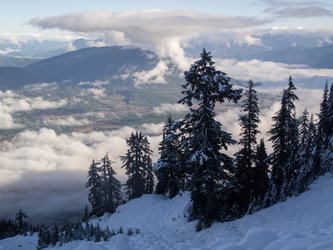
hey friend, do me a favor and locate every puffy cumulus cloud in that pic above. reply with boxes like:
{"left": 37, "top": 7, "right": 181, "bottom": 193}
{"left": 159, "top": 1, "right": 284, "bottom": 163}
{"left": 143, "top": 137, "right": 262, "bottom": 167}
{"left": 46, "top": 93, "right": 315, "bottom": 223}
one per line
{"left": 29, "top": 10, "right": 271, "bottom": 71}
{"left": 140, "top": 122, "right": 165, "bottom": 136}
{"left": 132, "top": 60, "right": 170, "bottom": 86}
{"left": 0, "top": 90, "right": 68, "bottom": 129}
{"left": 214, "top": 58, "right": 333, "bottom": 84}
{"left": 79, "top": 87, "right": 106, "bottom": 99}
{"left": 153, "top": 103, "right": 189, "bottom": 115}
{"left": 273, "top": 6, "right": 333, "bottom": 18}
{"left": 43, "top": 116, "right": 90, "bottom": 127}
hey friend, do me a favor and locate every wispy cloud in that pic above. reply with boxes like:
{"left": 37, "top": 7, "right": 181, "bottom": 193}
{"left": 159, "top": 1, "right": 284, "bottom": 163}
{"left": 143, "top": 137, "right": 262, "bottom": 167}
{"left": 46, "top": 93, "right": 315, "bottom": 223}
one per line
{"left": 214, "top": 58, "right": 333, "bottom": 84}
{"left": 43, "top": 116, "right": 90, "bottom": 127}
{"left": 273, "top": 6, "right": 333, "bottom": 18}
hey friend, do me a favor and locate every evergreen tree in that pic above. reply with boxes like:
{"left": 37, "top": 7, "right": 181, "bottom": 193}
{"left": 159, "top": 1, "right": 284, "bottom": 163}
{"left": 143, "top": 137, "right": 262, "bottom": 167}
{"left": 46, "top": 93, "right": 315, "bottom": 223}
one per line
{"left": 177, "top": 49, "right": 242, "bottom": 229}
{"left": 296, "top": 112, "right": 317, "bottom": 193}
{"left": 233, "top": 79, "right": 261, "bottom": 217}
{"left": 51, "top": 224, "right": 59, "bottom": 247}
{"left": 313, "top": 82, "right": 330, "bottom": 175}
{"left": 85, "top": 160, "right": 103, "bottom": 217}
{"left": 248, "top": 139, "right": 269, "bottom": 213}
{"left": 100, "top": 153, "right": 122, "bottom": 213}
{"left": 82, "top": 204, "right": 89, "bottom": 223}
{"left": 121, "top": 131, "right": 154, "bottom": 200}
{"left": 155, "top": 115, "right": 184, "bottom": 198}
{"left": 322, "top": 82, "right": 333, "bottom": 172}
{"left": 15, "top": 209, "right": 28, "bottom": 235}
{"left": 266, "top": 76, "right": 299, "bottom": 205}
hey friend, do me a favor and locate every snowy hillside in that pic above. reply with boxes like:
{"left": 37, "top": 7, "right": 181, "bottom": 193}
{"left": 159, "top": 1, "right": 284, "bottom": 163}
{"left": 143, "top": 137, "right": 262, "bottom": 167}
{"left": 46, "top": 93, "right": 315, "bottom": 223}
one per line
{"left": 2, "top": 174, "right": 333, "bottom": 249}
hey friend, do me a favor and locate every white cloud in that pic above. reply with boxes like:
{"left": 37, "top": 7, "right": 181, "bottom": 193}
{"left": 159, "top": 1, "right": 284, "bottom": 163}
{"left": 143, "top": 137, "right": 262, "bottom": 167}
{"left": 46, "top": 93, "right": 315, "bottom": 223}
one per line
{"left": 29, "top": 10, "right": 271, "bottom": 72}
{"left": 43, "top": 116, "right": 90, "bottom": 127}
{"left": 77, "top": 80, "right": 110, "bottom": 87}
{"left": 0, "top": 126, "right": 163, "bottom": 223}
{"left": 0, "top": 90, "right": 68, "bottom": 129}
{"left": 79, "top": 88, "right": 106, "bottom": 99}
{"left": 132, "top": 60, "right": 170, "bottom": 86}
{"left": 153, "top": 103, "right": 189, "bottom": 115}
{"left": 24, "top": 82, "right": 58, "bottom": 90}
{"left": 214, "top": 58, "right": 333, "bottom": 84}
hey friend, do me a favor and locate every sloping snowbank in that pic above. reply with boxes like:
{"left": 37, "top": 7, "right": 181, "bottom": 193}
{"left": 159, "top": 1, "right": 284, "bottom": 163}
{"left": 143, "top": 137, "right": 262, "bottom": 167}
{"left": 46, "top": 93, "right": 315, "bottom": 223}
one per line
{"left": 1, "top": 174, "right": 333, "bottom": 249}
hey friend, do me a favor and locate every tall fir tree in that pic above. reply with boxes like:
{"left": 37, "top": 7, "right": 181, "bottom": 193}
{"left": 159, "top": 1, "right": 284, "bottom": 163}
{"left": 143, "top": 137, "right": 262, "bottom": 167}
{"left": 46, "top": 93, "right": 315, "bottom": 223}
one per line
{"left": 233, "top": 79, "right": 261, "bottom": 217}
{"left": 313, "top": 82, "right": 330, "bottom": 175}
{"left": 296, "top": 111, "right": 317, "bottom": 193}
{"left": 100, "top": 153, "right": 122, "bottom": 213}
{"left": 322, "top": 82, "right": 333, "bottom": 173}
{"left": 248, "top": 138, "right": 269, "bottom": 213}
{"left": 15, "top": 209, "right": 28, "bottom": 235}
{"left": 121, "top": 131, "right": 154, "bottom": 200}
{"left": 155, "top": 115, "right": 184, "bottom": 198}
{"left": 266, "top": 76, "right": 299, "bottom": 205}
{"left": 177, "top": 49, "right": 242, "bottom": 229}
{"left": 85, "top": 160, "right": 103, "bottom": 217}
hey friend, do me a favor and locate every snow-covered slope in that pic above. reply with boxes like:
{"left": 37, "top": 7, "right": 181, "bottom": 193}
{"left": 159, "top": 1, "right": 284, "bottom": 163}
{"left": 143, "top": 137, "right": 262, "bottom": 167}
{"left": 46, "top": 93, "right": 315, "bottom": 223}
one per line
{"left": 2, "top": 174, "right": 333, "bottom": 249}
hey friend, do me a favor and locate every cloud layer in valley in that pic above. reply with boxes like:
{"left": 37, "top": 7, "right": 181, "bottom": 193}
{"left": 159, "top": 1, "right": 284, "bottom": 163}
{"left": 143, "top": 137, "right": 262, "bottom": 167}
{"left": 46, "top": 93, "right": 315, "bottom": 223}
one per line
{"left": 0, "top": 90, "right": 68, "bottom": 129}
{"left": 0, "top": 83, "right": 324, "bottom": 225}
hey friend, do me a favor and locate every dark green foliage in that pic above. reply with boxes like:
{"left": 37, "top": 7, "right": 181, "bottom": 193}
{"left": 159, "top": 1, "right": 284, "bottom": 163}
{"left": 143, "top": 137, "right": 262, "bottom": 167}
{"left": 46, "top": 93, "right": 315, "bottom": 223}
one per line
{"left": 155, "top": 115, "right": 185, "bottom": 198}
{"left": 100, "top": 154, "right": 123, "bottom": 213}
{"left": 86, "top": 160, "right": 103, "bottom": 217}
{"left": 14, "top": 209, "right": 29, "bottom": 235}
{"left": 266, "top": 76, "right": 299, "bottom": 205}
{"left": 248, "top": 139, "right": 270, "bottom": 212}
{"left": 85, "top": 154, "right": 123, "bottom": 218}
{"left": 295, "top": 111, "right": 317, "bottom": 193}
{"left": 177, "top": 49, "right": 242, "bottom": 229}
{"left": 233, "top": 80, "right": 261, "bottom": 217}
{"left": 36, "top": 221, "right": 140, "bottom": 247}
{"left": 121, "top": 131, "right": 154, "bottom": 200}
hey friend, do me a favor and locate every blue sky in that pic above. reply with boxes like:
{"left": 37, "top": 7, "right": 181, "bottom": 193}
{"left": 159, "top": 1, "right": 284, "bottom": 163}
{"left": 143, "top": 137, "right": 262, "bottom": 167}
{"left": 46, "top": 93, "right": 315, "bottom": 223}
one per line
{"left": 1, "top": 0, "right": 332, "bottom": 34}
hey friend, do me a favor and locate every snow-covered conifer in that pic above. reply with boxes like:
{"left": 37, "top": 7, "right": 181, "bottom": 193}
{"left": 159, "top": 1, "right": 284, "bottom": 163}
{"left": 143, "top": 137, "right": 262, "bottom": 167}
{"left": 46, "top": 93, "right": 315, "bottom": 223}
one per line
{"left": 248, "top": 138, "right": 269, "bottom": 213}
{"left": 85, "top": 160, "right": 103, "bottom": 217}
{"left": 177, "top": 49, "right": 242, "bottom": 229}
{"left": 266, "top": 76, "right": 299, "bottom": 205}
{"left": 121, "top": 131, "right": 154, "bottom": 200}
{"left": 155, "top": 115, "right": 184, "bottom": 198}
{"left": 233, "top": 79, "right": 261, "bottom": 217}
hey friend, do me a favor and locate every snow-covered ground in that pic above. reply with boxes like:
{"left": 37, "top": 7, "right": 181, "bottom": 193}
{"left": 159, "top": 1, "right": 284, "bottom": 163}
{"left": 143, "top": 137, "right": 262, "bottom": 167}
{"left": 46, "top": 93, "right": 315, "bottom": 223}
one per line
{"left": 2, "top": 174, "right": 333, "bottom": 249}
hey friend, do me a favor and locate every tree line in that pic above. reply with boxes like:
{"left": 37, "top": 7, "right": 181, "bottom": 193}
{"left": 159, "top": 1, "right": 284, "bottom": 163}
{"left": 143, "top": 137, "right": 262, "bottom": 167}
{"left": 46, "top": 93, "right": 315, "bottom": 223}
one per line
{"left": 85, "top": 49, "right": 333, "bottom": 231}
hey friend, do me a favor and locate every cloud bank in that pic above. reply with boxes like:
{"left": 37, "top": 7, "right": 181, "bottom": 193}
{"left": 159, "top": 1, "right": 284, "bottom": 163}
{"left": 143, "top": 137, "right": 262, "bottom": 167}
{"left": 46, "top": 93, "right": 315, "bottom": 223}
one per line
{"left": 0, "top": 90, "right": 68, "bottom": 129}
{"left": 0, "top": 83, "right": 325, "bottom": 225}
{"left": 29, "top": 10, "right": 271, "bottom": 71}
{"left": 0, "top": 124, "right": 163, "bottom": 225}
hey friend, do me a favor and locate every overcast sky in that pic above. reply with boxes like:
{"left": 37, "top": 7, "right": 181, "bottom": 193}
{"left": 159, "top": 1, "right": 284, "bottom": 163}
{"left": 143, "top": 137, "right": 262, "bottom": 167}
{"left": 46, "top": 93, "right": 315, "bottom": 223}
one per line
{"left": 1, "top": 0, "right": 332, "bottom": 35}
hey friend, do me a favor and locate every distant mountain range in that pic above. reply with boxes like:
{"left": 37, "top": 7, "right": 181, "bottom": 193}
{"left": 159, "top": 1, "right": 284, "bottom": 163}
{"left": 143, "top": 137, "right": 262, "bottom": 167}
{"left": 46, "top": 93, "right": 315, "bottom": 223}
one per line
{"left": 0, "top": 41, "right": 332, "bottom": 91}
{"left": 0, "top": 46, "right": 158, "bottom": 90}
{"left": 238, "top": 45, "right": 333, "bottom": 69}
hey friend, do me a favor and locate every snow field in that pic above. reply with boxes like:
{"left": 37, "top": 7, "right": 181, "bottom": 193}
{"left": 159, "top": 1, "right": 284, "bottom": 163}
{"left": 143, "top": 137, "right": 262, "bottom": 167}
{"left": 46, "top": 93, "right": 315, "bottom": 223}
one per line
{"left": 1, "top": 174, "right": 333, "bottom": 249}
